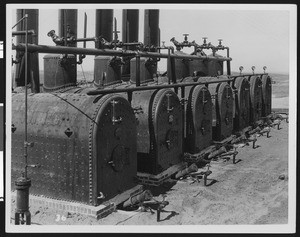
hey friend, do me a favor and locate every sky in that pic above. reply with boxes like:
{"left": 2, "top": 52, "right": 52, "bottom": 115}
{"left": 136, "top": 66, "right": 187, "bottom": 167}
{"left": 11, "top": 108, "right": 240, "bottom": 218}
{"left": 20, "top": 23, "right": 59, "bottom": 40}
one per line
{"left": 8, "top": 4, "right": 294, "bottom": 74}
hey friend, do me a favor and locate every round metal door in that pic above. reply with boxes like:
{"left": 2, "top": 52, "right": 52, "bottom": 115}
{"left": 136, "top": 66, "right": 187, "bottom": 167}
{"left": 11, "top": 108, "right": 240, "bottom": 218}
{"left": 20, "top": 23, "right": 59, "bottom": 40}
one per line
{"left": 249, "top": 76, "right": 263, "bottom": 124}
{"left": 261, "top": 74, "right": 272, "bottom": 116}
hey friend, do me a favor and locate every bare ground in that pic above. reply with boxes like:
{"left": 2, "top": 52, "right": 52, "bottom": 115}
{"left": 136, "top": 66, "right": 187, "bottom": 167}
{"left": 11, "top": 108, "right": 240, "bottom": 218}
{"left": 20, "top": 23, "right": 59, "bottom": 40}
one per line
{"left": 10, "top": 120, "right": 289, "bottom": 226}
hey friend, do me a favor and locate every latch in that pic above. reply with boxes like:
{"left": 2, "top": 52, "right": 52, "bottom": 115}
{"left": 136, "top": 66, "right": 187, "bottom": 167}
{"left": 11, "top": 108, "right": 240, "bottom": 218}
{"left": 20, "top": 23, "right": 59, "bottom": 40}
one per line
{"left": 166, "top": 93, "right": 174, "bottom": 113}
{"left": 111, "top": 100, "right": 123, "bottom": 125}
{"left": 133, "top": 106, "right": 144, "bottom": 114}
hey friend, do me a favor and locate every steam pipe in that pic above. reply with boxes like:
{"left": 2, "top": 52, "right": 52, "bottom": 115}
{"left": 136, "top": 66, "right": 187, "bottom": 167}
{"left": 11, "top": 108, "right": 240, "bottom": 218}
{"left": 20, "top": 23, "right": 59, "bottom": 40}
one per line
{"left": 86, "top": 78, "right": 233, "bottom": 95}
{"left": 14, "top": 43, "right": 232, "bottom": 62}
{"left": 12, "top": 30, "right": 35, "bottom": 36}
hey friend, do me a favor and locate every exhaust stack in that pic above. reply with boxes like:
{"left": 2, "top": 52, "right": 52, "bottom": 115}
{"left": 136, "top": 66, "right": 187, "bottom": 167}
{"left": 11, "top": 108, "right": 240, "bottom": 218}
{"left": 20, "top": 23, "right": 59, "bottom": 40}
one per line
{"left": 122, "top": 9, "right": 139, "bottom": 79}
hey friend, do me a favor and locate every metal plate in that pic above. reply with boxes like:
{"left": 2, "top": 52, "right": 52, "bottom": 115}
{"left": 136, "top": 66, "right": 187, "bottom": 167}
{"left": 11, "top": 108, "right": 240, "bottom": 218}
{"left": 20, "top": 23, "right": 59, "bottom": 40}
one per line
{"left": 11, "top": 92, "right": 137, "bottom": 206}
{"left": 233, "top": 76, "right": 250, "bottom": 130}
{"left": 152, "top": 89, "right": 183, "bottom": 174}
{"left": 249, "top": 76, "right": 263, "bottom": 124}
{"left": 261, "top": 74, "right": 272, "bottom": 116}
{"left": 186, "top": 85, "right": 213, "bottom": 153}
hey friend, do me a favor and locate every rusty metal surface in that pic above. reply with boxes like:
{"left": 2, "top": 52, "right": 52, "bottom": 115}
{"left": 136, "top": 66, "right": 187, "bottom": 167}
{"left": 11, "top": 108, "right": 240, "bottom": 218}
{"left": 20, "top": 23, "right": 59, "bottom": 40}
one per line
{"left": 131, "top": 86, "right": 183, "bottom": 174}
{"left": 94, "top": 56, "right": 122, "bottom": 86}
{"left": 186, "top": 84, "right": 213, "bottom": 153}
{"left": 43, "top": 54, "right": 77, "bottom": 91}
{"left": 207, "top": 54, "right": 224, "bottom": 76}
{"left": 58, "top": 9, "right": 77, "bottom": 47}
{"left": 232, "top": 76, "right": 250, "bottom": 131}
{"left": 144, "top": 10, "right": 160, "bottom": 48}
{"left": 249, "top": 75, "right": 263, "bottom": 124}
{"left": 261, "top": 74, "right": 272, "bottom": 116}
{"left": 12, "top": 92, "right": 137, "bottom": 206}
{"left": 189, "top": 58, "right": 208, "bottom": 77}
{"left": 130, "top": 57, "right": 156, "bottom": 84}
{"left": 174, "top": 51, "right": 190, "bottom": 80}
{"left": 204, "top": 78, "right": 233, "bottom": 141}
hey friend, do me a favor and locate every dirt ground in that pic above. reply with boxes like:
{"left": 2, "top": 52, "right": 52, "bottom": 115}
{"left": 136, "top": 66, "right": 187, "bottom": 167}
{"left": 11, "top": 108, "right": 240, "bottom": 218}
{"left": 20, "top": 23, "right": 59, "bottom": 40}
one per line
{"left": 10, "top": 118, "right": 289, "bottom": 226}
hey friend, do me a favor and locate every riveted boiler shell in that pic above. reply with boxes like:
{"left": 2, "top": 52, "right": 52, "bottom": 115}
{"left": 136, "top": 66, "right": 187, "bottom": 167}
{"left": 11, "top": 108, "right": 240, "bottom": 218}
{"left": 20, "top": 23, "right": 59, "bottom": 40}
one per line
{"left": 207, "top": 81, "right": 234, "bottom": 141}
{"left": 186, "top": 85, "right": 213, "bottom": 153}
{"left": 11, "top": 93, "right": 137, "bottom": 206}
{"left": 233, "top": 76, "right": 250, "bottom": 131}
{"left": 249, "top": 75, "right": 263, "bottom": 124}
{"left": 132, "top": 88, "right": 183, "bottom": 174}
{"left": 261, "top": 74, "right": 272, "bottom": 116}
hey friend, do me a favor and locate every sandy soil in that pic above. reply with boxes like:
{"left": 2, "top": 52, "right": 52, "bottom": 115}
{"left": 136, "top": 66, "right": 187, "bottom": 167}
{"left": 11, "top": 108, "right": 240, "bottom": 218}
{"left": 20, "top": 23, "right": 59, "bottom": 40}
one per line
{"left": 10, "top": 119, "right": 289, "bottom": 226}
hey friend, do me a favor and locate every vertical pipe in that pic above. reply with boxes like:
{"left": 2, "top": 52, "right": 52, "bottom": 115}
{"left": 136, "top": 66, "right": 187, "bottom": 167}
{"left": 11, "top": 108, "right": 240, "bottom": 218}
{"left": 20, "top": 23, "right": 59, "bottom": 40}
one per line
{"left": 95, "top": 9, "right": 113, "bottom": 47}
{"left": 24, "top": 14, "right": 28, "bottom": 179}
{"left": 226, "top": 48, "right": 231, "bottom": 75}
{"left": 144, "top": 9, "right": 160, "bottom": 49}
{"left": 15, "top": 9, "right": 40, "bottom": 92}
{"left": 122, "top": 10, "right": 139, "bottom": 78}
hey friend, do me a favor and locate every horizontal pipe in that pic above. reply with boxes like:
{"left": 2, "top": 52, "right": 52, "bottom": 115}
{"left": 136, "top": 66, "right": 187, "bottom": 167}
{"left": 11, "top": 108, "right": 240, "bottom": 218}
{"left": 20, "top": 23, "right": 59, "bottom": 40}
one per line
{"left": 12, "top": 30, "right": 35, "bottom": 36}
{"left": 14, "top": 43, "right": 232, "bottom": 61}
{"left": 86, "top": 78, "right": 233, "bottom": 95}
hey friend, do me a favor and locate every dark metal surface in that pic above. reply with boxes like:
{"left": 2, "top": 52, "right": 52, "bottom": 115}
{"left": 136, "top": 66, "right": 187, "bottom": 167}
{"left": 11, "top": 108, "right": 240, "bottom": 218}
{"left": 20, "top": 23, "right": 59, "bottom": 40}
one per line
{"left": 58, "top": 9, "right": 78, "bottom": 47}
{"left": 122, "top": 10, "right": 139, "bottom": 77}
{"left": 131, "top": 86, "right": 183, "bottom": 174}
{"left": 185, "top": 84, "right": 213, "bottom": 153}
{"left": 261, "top": 74, "right": 272, "bottom": 116}
{"left": 207, "top": 53, "right": 224, "bottom": 76}
{"left": 249, "top": 75, "right": 263, "bottom": 124}
{"left": 130, "top": 57, "right": 156, "bottom": 84}
{"left": 12, "top": 92, "right": 137, "bottom": 206}
{"left": 232, "top": 76, "right": 250, "bottom": 131}
{"left": 94, "top": 56, "right": 122, "bottom": 87}
{"left": 43, "top": 54, "right": 77, "bottom": 91}
{"left": 144, "top": 10, "right": 160, "bottom": 48}
{"left": 95, "top": 9, "right": 113, "bottom": 44}
{"left": 173, "top": 51, "right": 190, "bottom": 80}
{"left": 205, "top": 78, "right": 233, "bottom": 141}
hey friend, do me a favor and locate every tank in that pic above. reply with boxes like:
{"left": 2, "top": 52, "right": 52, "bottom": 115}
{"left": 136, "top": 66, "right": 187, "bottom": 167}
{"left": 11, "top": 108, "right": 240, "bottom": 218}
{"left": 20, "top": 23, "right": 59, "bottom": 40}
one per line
{"left": 43, "top": 54, "right": 77, "bottom": 91}
{"left": 131, "top": 88, "right": 183, "bottom": 174}
{"left": 248, "top": 75, "right": 263, "bottom": 124}
{"left": 261, "top": 74, "right": 272, "bottom": 117}
{"left": 189, "top": 58, "right": 209, "bottom": 77}
{"left": 11, "top": 92, "right": 137, "bottom": 206}
{"left": 94, "top": 56, "right": 122, "bottom": 87}
{"left": 207, "top": 53, "right": 224, "bottom": 76}
{"left": 232, "top": 76, "right": 250, "bottom": 131}
{"left": 173, "top": 51, "right": 190, "bottom": 80}
{"left": 181, "top": 77, "right": 213, "bottom": 153}
{"left": 130, "top": 57, "right": 157, "bottom": 84}
{"left": 202, "top": 77, "right": 234, "bottom": 141}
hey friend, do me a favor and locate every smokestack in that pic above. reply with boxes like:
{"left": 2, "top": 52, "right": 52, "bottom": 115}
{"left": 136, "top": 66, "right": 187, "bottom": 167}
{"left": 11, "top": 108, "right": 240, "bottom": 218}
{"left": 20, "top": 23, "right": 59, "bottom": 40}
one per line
{"left": 122, "top": 9, "right": 139, "bottom": 78}
{"left": 144, "top": 9, "right": 160, "bottom": 49}
{"left": 15, "top": 9, "right": 40, "bottom": 93}
{"left": 58, "top": 9, "right": 78, "bottom": 47}
{"left": 95, "top": 9, "right": 113, "bottom": 47}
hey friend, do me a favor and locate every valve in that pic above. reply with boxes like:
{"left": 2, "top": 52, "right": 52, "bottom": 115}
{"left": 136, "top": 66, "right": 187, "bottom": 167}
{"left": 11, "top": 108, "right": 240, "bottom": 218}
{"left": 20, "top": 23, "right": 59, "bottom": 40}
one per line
{"left": 183, "top": 33, "right": 189, "bottom": 43}
{"left": 251, "top": 66, "right": 256, "bottom": 74}
{"left": 218, "top": 39, "right": 223, "bottom": 47}
{"left": 239, "top": 66, "right": 244, "bottom": 75}
{"left": 263, "top": 66, "right": 267, "bottom": 73}
{"left": 202, "top": 37, "right": 208, "bottom": 46}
